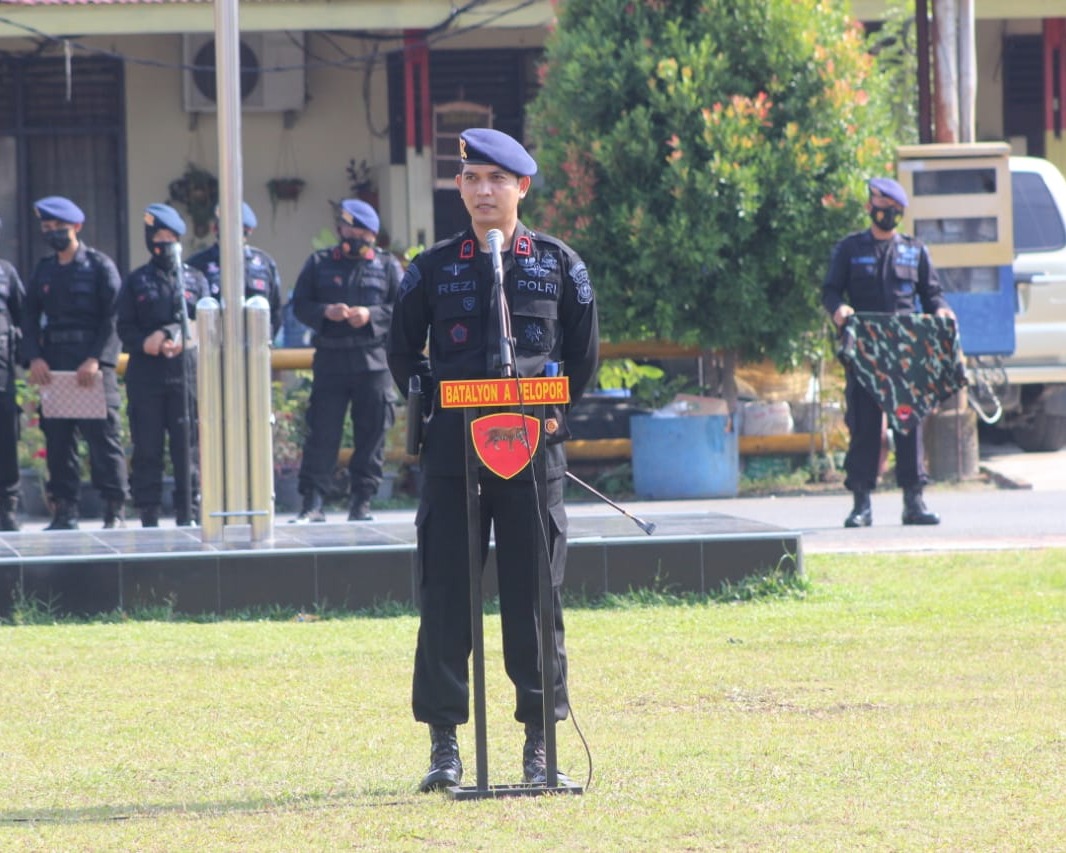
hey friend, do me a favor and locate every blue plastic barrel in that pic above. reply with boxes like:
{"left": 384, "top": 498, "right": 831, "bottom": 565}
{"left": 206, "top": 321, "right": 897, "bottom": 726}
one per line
{"left": 630, "top": 414, "right": 739, "bottom": 499}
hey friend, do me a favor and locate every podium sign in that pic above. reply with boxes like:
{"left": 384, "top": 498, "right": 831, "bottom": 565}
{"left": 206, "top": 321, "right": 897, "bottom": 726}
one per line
{"left": 438, "top": 376, "right": 571, "bottom": 408}
{"left": 438, "top": 377, "right": 569, "bottom": 481}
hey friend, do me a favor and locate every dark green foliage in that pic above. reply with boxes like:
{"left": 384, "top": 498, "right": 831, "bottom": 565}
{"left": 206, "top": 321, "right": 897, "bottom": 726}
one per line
{"left": 529, "top": 0, "right": 899, "bottom": 366}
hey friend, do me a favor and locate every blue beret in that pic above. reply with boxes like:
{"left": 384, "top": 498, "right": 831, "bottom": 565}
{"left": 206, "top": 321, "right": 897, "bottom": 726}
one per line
{"left": 868, "top": 177, "right": 908, "bottom": 208}
{"left": 143, "top": 203, "right": 187, "bottom": 237}
{"left": 460, "top": 128, "right": 538, "bottom": 177}
{"left": 339, "top": 198, "right": 380, "bottom": 233}
{"left": 214, "top": 202, "right": 258, "bottom": 230}
{"left": 34, "top": 196, "right": 85, "bottom": 225}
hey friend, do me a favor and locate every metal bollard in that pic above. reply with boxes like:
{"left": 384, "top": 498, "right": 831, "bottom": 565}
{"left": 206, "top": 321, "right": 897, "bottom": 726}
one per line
{"left": 245, "top": 296, "right": 275, "bottom": 541}
{"left": 196, "top": 298, "right": 225, "bottom": 543}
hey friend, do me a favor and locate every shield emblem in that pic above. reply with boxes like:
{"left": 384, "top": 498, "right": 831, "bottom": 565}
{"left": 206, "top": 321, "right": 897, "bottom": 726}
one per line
{"left": 471, "top": 413, "right": 541, "bottom": 479}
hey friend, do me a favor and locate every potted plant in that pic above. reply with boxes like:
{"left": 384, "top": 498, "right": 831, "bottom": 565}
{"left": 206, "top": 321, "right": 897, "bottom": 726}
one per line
{"left": 167, "top": 163, "right": 219, "bottom": 238}
{"left": 16, "top": 379, "right": 49, "bottom": 517}
{"left": 345, "top": 158, "right": 378, "bottom": 208}
{"left": 267, "top": 176, "right": 305, "bottom": 206}
{"left": 271, "top": 372, "right": 311, "bottom": 511}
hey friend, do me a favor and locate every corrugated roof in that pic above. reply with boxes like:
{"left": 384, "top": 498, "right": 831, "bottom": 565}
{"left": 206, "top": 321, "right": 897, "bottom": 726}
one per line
{"left": 1, "top": 0, "right": 207, "bottom": 5}
{"left": 1, "top": 0, "right": 215, "bottom": 5}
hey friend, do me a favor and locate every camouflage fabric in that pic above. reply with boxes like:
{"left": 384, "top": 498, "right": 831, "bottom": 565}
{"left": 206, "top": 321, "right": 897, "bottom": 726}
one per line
{"left": 839, "top": 312, "right": 967, "bottom": 435}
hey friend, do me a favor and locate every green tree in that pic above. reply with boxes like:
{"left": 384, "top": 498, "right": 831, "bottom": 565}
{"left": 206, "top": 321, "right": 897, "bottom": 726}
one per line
{"left": 528, "top": 0, "right": 899, "bottom": 393}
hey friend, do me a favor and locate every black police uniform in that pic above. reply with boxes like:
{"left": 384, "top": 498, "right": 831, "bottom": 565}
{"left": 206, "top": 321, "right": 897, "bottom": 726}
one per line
{"left": 117, "top": 259, "right": 207, "bottom": 523}
{"left": 0, "top": 257, "right": 25, "bottom": 527}
{"left": 822, "top": 229, "right": 949, "bottom": 493}
{"left": 22, "top": 243, "right": 129, "bottom": 515}
{"left": 387, "top": 221, "right": 599, "bottom": 729}
{"left": 186, "top": 242, "right": 283, "bottom": 339}
{"left": 291, "top": 243, "right": 403, "bottom": 508}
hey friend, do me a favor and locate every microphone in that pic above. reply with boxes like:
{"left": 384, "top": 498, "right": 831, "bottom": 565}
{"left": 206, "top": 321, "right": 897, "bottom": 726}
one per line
{"left": 485, "top": 228, "right": 513, "bottom": 376}
{"left": 486, "top": 228, "right": 504, "bottom": 285}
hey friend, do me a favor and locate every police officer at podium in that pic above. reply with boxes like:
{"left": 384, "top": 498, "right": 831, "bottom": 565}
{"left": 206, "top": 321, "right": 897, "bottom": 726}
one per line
{"left": 187, "top": 201, "right": 283, "bottom": 340}
{"left": 290, "top": 198, "right": 402, "bottom": 523}
{"left": 388, "top": 128, "right": 599, "bottom": 791}
{"left": 22, "top": 196, "right": 129, "bottom": 530}
{"left": 117, "top": 203, "right": 207, "bottom": 527}
{"left": 0, "top": 216, "right": 25, "bottom": 531}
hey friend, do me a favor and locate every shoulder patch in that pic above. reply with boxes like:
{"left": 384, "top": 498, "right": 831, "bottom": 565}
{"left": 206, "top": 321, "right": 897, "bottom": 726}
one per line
{"left": 570, "top": 262, "right": 593, "bottom": 305}
{"left": 399, "top": 264, "right": 422, "bottom": 299}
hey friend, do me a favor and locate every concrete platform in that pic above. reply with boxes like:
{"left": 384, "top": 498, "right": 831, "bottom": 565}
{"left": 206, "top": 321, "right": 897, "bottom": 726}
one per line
{"left": 0, "top": 508, "right": 802, "bottom": 618}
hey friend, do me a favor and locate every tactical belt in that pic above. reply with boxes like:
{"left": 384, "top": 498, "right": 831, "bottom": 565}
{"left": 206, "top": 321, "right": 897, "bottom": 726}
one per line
{"left": 45, "top": 329, "right": 95, "bottom": 344}
{"left": 314, "top": 336, "right": 372, "bottom": 351}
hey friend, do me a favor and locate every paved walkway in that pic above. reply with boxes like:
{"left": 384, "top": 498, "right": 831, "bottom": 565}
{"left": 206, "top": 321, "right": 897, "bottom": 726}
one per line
{"left": 11, "top": 441, "right": 1066, "bottom": 553}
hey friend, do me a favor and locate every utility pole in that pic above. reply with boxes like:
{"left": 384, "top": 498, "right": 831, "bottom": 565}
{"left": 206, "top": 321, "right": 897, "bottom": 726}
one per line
{"left": 930, "top": 0, "right": 977, "bottom": 143}
{"left": 933, "top": 0, "right": 959, "bottom": 142}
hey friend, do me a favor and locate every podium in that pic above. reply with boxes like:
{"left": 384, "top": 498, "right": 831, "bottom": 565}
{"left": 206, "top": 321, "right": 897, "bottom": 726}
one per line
{"left": 437, "top": 375, "right": 584, "bottom": 800}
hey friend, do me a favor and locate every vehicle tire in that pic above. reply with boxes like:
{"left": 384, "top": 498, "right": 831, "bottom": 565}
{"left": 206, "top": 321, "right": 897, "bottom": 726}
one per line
{"left": 1011, "top": 412, "right": 1066, "bottom": 452}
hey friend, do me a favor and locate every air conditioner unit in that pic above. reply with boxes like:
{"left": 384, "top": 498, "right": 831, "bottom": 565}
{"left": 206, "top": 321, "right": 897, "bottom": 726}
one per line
{"left": 183, "top": 32, "right": 305, "bottom": 113}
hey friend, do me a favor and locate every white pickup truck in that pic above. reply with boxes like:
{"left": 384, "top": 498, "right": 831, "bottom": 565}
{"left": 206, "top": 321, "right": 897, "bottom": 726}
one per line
{"left": 976, "top": 156, "right": 1066, "bottom": 451}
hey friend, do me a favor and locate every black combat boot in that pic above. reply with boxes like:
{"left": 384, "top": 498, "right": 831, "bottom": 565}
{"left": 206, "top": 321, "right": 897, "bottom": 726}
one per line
{"left": 175, "top": 501, "right": 199, "bottom": 527}
{"left": 290, "top": 490, "right": 325, "bottom": 524}
{"left": 0, "top": 495, "right": 19, "bottom": 532}
{"left": 347, "top": 495, "right": 373, "bottom": 522}
{"left": 418, "top": 724, "right": 463, "bottom": 792}
{"left": 103, "top": 498, "right": 126, "bottom": 529}
{"left": 45, "top": 498, "right": 79, "bottom": 531}
{"left": 140, "top": 505, "right": 160, "bottom": 528}
{"left": 902, "top": 486, "right": 940, "bottom": 525}
{"left": 522, "top": 722, "right": 574, "bottom": 786}
{"left": 843, "top": 490, "right": 872, "bottom": 528}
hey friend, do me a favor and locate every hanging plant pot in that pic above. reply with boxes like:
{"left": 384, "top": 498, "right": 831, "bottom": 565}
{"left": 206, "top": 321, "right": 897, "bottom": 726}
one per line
{"left": 267, "top": 177, "right": 305, "bottom": 202}
{"left": 167, "top": 163, "right": 220, "bottom": 238}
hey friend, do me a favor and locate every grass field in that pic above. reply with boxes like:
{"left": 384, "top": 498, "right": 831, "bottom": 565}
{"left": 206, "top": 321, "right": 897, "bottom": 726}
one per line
{"left": 1, "top": 549, "right": 1064, "bottom": 851}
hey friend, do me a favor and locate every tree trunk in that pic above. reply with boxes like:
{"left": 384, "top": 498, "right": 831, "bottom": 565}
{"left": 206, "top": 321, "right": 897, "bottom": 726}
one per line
{"left": 702, "top": 348, "right": 738, "bottom": 417}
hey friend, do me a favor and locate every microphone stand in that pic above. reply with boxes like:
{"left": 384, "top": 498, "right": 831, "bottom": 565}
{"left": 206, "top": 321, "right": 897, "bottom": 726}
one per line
{"left": 453, "top": 231, "right": 579, "bottom": 799}
{"left": 172, "top": 252, "right": 194, "bottom": 527}
{"left": 492, "top": 247, "right": 515, "bottom": 378}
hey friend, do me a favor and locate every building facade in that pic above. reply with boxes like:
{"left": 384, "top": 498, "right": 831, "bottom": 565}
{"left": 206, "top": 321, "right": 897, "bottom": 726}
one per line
{"left": 1, "top": 1, "right": 1063, "bottom": 289}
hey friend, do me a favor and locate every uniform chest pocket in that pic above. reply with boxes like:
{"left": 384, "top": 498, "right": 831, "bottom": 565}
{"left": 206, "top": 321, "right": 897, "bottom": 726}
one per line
{"left": 137, "top": 283, "right": 171, "bottom": 324}
{"left": 317, "top": 269, "right": 348, "bottom": 300}
{"left": 511, "top": 291, "right": 558, "bottom": 355}
{"left": 893, "top": 260, "right": 919, "bottom": 284}
{"left": 433, "top": 297, "right": 482, "bottom": 353}
{"left": 69, "top": 276, "right": 97, "bottom": 310}
{"left": 359, "top": 274, "right": 388, "bottom": 306}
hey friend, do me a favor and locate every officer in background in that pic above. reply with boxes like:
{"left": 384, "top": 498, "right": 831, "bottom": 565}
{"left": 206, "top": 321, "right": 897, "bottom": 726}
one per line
{"left": 22, "top": 196, "right": 129, "bottom": 530}
{"left": 117, "top": 204, "right": 207, "bottom": 527}
{"left": 388, "top": 129, "right": 599, "bottom": 791}
{"left": 0, "top": 216, "right": 26, "bottom": 531}
{"left": 822, "top": 177, "right": 956, "bottom": 528}
{"left": 187, "top": 201, "right": 283, "bottom": 339}
{"left": 290, "top": 199, "right": 402, "bottom": 523}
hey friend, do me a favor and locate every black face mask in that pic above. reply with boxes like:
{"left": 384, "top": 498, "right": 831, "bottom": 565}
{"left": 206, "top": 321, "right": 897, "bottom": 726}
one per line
{"left": 341, "top": 237, "right": 374, "bottom": 259}
{"left": 43, "top": 229, "right": 72, "bottom": 252}
{"left": 870, "top": 206, "right": 902, "bottom": 232}
{"left": 150, "top": 242, "right": 177, "bottom": 272}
